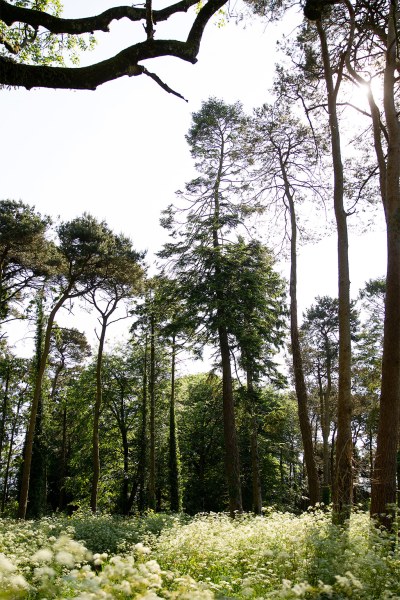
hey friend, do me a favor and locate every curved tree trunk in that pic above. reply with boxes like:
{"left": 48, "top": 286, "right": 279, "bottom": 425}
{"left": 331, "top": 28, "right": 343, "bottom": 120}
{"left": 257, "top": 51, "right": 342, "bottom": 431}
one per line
{"left": 18, "top": 286, "right": 72, "bottom": 519}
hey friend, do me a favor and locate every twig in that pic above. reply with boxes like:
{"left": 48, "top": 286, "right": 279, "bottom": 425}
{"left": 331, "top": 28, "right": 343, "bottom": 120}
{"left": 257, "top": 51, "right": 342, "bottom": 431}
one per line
{"left": 143, "top": 67, "right": 188, "bottom": 101}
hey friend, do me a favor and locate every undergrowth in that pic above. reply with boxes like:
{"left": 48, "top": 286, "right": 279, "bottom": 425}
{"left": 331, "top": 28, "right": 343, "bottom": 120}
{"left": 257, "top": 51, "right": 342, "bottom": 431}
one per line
{"left": 0, "top": 507, "right": 399, "bottom": 598}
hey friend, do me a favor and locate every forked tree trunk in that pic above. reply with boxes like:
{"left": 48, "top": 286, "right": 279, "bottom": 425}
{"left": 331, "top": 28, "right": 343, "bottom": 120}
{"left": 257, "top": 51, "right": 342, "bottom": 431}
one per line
{"left": 18, "top": 287, "right": 72, "bottom": 519}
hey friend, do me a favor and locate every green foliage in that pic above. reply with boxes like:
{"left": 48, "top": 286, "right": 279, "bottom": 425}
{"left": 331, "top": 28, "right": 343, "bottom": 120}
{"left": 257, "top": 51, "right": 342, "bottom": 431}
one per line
{"left": 0, "top": 199, "right": 50, "bottom": 322}
{"left": 0, "top": 0, "right": 96, "bottom": 67}
{"left": 0, "top": 509, "right": 399, "bottom": 598}
{"left": 178, "top": 374, "right": 226, "bottom": 513}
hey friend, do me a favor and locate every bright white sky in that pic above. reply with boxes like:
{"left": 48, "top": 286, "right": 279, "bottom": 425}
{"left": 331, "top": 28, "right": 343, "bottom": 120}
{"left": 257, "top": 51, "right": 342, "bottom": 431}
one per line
{"left": 0, "top": 1, "right": 387, "bottom": 359}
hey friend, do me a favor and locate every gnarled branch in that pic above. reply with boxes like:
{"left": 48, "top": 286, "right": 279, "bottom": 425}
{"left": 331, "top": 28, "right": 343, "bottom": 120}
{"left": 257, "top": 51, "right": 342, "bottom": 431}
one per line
{"left": 0, "top": 0, "right": 197, "bottom": 34}
{"left": 0, "top": 0, "right": 227, "bottom": 91}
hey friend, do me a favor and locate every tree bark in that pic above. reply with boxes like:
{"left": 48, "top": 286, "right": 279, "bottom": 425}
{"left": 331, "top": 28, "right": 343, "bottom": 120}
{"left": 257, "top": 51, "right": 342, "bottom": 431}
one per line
{"left": 58, "top": 406, "right": 67, "bottom": 511}
{"left": 148, "top": 315, "right": 156, "bottom": 511}
{"left": 370, "top": 3, "right": 400, "bottom": 526}
{"left": 0, "top": 367, "right": 10, "bottom": 466}
{"left": 279, "top": 152, "right": 320, "bottom": 506}
{"left": 317, "top": 20, "right": 353, "bottom": 523}
{"left": 90, "top": 315, "right": 108, "bottom": 513}
{"left": 247, "top": 370, "right": 262, "bottom": 515}
{"left": 1, "top": 391, "right": 22, "bottom": 512}
{"left": 169, "top": 334, "right": 182, "bottom": 511}
{"left": 218, "top": 323, "right": 242, "bottom": 515}
{"left": 18, "top": 286, "right": 72, "bottom": 519}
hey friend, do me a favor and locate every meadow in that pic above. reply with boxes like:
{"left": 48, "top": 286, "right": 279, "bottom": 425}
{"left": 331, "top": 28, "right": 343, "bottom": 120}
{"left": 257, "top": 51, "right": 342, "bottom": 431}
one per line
{"left": 0, "top": 508, "right": 399, "bottom": 599}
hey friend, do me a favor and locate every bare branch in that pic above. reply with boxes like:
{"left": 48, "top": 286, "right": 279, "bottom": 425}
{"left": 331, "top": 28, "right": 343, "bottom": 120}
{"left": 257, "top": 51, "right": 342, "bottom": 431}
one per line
{"left": 143, "top": 67, "right": 188, "bottom": 101}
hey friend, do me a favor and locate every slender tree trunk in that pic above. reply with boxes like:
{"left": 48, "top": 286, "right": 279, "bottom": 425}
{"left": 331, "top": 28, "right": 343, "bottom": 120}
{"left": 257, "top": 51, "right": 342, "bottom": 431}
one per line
{"left": 148, "top": 315, "right": 156, "bottom": 511}
{"left": 18, "top": 286, "right": 72, "bottom": 519}
{"left": 218, "top": 323, "right": 242, "bottom": 515}
{"left": 58, "top": 406, "right": 67, "bottom": 511}
{"left": 121, "top": 424, "right": 129, "bottom": 513}
{"left": 0, "top": 367, "right": 10, "bottom": 465}
{"left": 126, "top": 336, "right": 148, "bottom": 514}
{"left": 1, "top": 392, "right": 22, "bottom": 512}
{"left": 280, "top": 154, "right": 320, "bottom": 505}
{"left": 320, "top": 352, "right": 332, "bottom": 504}
{"left": 212, "top": 144, "right": 242, "bottom": 515}
{"left": 26, "top": 291, "right": 48, "bottom": 519}
{"left": 317, "top": 20, "right": 352, "bottom": 523}
{"left": 169, "top": 334, "right": 182, "bottom": 511}
{"left": 247, "top": 370, "right": 262, "bottom": 515}
{"left": 371, "top": 3, "right": 400, "bottom": 526}
{"left": 90, "top": 316, "right": 108, "bottom": 513}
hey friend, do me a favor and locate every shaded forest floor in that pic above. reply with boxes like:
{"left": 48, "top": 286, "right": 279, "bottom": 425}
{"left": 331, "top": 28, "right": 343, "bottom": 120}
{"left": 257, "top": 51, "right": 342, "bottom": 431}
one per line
{"left": 0, "top": 508, "right": 399, "bottom": 598}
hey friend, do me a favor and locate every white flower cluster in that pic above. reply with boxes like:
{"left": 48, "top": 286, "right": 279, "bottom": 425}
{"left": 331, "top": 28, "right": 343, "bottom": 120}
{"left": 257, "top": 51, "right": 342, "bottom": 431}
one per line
{"left": 0, "top": 509, "right": 399, "bottom": 598}
{"left": 0, "top": 528, "right": 214, "bottom": 599}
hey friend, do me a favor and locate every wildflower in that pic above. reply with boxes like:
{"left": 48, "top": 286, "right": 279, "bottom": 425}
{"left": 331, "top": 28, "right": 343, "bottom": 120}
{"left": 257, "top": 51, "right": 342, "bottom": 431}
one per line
{"left": 0, "top": 553, "right": 15, "bottom": 572}
{"left": 32, "top": 548, "right": 53, "bottom": 562}
{"left": 135, "top": 543, "right": 151, "bottom": 555}
{"left": 55, "top": 550, "right": 75, "bottom": 567}
{"left": 9, "top": 573, "right": 29, "bottom": 589}
{"left": 33, "top": 565, "right": 56, "bottom": 579}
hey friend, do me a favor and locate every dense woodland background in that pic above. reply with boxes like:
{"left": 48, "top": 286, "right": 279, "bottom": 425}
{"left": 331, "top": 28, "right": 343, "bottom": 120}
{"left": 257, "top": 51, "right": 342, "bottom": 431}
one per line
{"left": 3, "top": 1, "right": 400, "bottom": 598}
{"left": 0, "top": 0, "right": 398, "bottom": 532}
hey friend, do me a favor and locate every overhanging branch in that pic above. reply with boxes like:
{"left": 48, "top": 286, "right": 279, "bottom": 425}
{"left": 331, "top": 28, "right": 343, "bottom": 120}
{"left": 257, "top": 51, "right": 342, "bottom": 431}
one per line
{"left": 0, "top": 0, "right": 227, "bottom": 91}
{"left": 0, "top": 0, "right": 198, "bottom": 34}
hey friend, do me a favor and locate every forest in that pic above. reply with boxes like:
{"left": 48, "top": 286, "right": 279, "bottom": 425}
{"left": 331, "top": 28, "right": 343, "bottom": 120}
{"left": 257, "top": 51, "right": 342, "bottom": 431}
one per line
{"left": 1, "top": 0, "right": 400, "bottom": 598}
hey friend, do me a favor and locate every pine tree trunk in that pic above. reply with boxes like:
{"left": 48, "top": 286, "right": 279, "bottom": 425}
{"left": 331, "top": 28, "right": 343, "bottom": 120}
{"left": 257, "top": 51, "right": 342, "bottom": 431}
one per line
{"left": 90, "top": 316, "right": 108, "bottom": 513}
{"left": 317, "top": 20, "right": 352, "bottom": 523}
{"left": 18, "top": 287, "right": 70, "bottom": 519}
{"left": 169, "top": 334, "right": 181, "bottom": 512}
{"left": 370, "top": 3, "right": 400, "bottom": 527}
{"left": 58, "top": 406, "right": 67, "bottom": 511}
{"left": 126, "top": 337, "right": 148, "bottom": 514}
{"left": 218, "top": 323, "right": 242, "bottom": 515}
{"left": 148, "top": 315, "right": 156, "bottom": 511}
{"left": 0, "top": 367, "right": 10, "bottom": 465}
{"left": 121, "top": 425, "right": 129, "bottom": 514}
{"left": 247, "top": 370, "right": 262, "bottom": 515}
{"left": 1, "top": 392, "right": 22, "bottom": 512}
{"left": 280, "top": 153, "right": 320, "bottom": 506}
